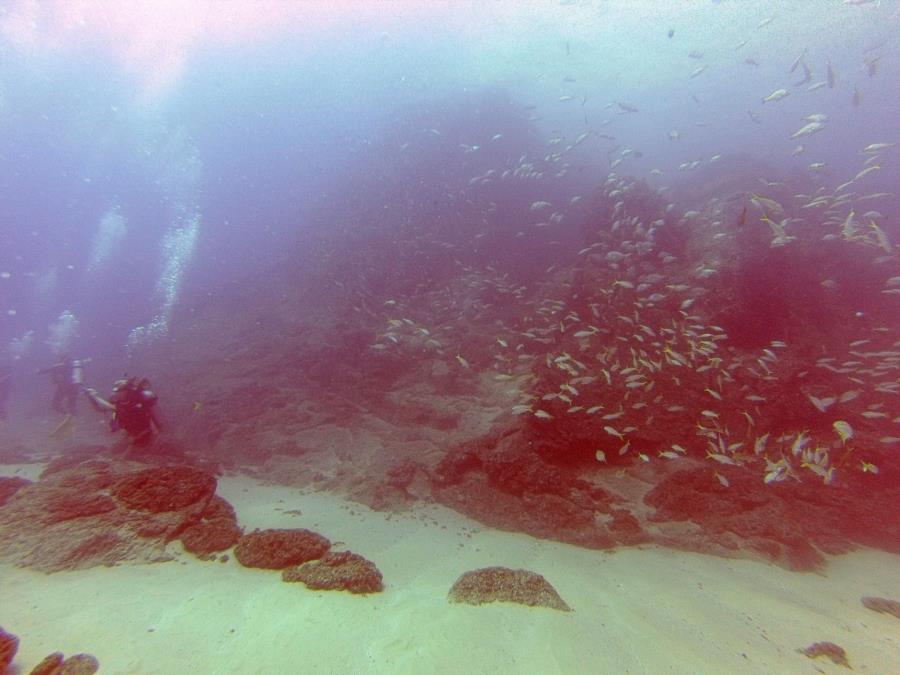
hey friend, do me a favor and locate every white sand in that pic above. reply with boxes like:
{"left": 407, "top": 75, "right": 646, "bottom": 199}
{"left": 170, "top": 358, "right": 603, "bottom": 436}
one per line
{"left": 1, "top": 466, "right": 898, "bottom": 674}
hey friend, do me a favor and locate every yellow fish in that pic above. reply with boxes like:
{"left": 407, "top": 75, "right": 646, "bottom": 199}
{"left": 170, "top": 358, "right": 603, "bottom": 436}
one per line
{"left": 833, "top": 420, "right": 854, "bottom": 443}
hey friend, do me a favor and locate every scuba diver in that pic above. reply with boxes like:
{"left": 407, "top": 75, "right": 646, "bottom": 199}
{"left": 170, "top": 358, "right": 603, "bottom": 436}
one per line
{"left": 84, "top": 376, "right": 163, "bottom": 447}
{"left": 38, "top": 354, "right": 83, "bottom": 416}
{"left": 0, "top": 359, "right": 12, "bottom": 420}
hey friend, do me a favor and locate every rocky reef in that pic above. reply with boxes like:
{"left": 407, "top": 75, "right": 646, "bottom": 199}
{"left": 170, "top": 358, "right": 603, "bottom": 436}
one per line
{"left": 117, "top": 93, "right": 899, "bottom": 571}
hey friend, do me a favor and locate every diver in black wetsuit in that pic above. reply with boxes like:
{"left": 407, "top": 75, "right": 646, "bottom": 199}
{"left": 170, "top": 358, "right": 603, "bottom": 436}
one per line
{"left": 84, "top": 376, "right": 163, "bottom": 447}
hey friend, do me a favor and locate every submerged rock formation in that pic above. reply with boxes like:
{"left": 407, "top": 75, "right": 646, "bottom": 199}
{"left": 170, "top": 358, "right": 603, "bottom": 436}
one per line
{"left": 0, "top": 627, "right": 18, "bottom": 672}
{"left": 27, "top": 651, "right": 100, "bottom": 675}
{"left": 0, "top": 453, "right": 228, "bottom": 572}
{"left": 234, "top": 528, "right": 331, "bottom": 570}
{"left": 282, "top": 551, "right": 384, "bottom": 594}
{"left": 129, "top": 95, "right": 899, "bottom": 572}
{"left": 861, "top": 596, "right": 900, "bottom": 620}
{"left": 448, "top": 567, "right": 571, "bottom": 612}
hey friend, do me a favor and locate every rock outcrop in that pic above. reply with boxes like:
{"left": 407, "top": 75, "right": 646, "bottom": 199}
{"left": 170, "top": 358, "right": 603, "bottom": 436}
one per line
{"left": 234, "top": 528, "right": 330, "bottom": 570}
{"left": 0, "top": 457, "right": 224, "bottom": 572}
{"left": 448, "top": 567, "right": 571, "bottom": 611}
{"left": 282, "top": 550, "right": 383, "bottom": 594}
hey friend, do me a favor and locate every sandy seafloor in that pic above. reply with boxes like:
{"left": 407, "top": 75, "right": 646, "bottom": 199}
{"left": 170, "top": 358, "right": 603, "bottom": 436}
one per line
{"left": 1, "top": 463, "right": 898, "bottom": 675}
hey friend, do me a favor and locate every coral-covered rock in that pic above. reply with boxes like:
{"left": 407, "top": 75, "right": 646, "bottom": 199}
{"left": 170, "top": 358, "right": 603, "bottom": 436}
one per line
{"left": 0, "top": 459, "right": 219, "bottom": 572}
{"left": 0, "top": 476, "right": 30, "bottom": 507}
{"left": 179, "top": 495, "right": 241, "bottom": 557}
{"left": 28, "top": 652, "right": 64, "bottom": 675}
{"left": 801, "top": 642, "right": 850, "bottom": 668}
{"left": 282, "top": 550, "right": 384, "bottom": 594}
{"left": 41, "top": 491, "right": 117, "bottom": 525}
{"left": 111, "top": 466, "right": 216, "bottom": 512}
{"left": 433, "top": 430, "right": 622, "bottom": 551}
{"left": 234, "top": 528, "right": 330, "bottom": 569}
{"left": 644, "top": 467, "right": 900, "bottom": 571}
{"left": 27, "top": 651, "right": 99, "bottom": 675}
{"left": 180, "top": 518, "right": 242, "bottom": 557}
{"left": 608, "top": 509, "right": 644, "bottom": 541}
{"left": 448, "top": 567, "right": 571, "bottom": 611}
{"left": 59, "top": 653, "right": 100, "bottom": 675}
{"left": 0, "top": 626, "right": 18, "bottom": 671}
{"left": 861, "top": 596, "right": 900, "bottom": 619}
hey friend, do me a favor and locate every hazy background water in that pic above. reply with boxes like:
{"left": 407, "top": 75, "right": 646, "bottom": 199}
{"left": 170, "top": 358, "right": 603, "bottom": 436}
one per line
{"left": 1, "top": 0, "right": 898, "bottom": 399}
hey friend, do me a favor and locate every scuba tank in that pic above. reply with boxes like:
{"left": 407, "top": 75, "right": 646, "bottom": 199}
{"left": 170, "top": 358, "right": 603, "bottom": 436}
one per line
{"left": 71, "top": 359, "right": 84, "bottom": 386}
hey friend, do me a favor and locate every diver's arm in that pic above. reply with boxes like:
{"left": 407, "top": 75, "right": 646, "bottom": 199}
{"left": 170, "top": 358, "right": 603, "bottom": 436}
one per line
{"left": 84, "top": 387, "right": 115, "bottom": 413}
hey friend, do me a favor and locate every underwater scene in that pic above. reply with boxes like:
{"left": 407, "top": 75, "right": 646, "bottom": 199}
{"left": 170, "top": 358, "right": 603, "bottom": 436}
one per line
{"left": 1, "top": 1, "right": 899, "bottom": 673}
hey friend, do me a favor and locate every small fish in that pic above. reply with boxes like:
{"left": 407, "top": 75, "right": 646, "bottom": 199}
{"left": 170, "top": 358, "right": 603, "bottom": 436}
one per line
{"left": 455, "top": 354, "right": 470, "bottom": 368}
{"left": 714, "top": 472, "right": 730, "bottom": 488}
{"left": 595, "top": 450, "right": 607, "bottom": 463}
{"left": 604, "top": 425, "right": 625, "bottom": 439}
{"left": 706, "top": 451, "right": 738, "bottom": 466}
{"left": 762, "top": 88, "right": 789, "bottom": 103}
{"left": 833, "top": 420, "right": 854, "bottom": 443}
{"left": 826, "top": 60, "right": 836, "bottom": 89}
{"left": 534, "top": 409, "right": 553, "bottom": 420}
{"left": 790, "top": 121, "right": 825, "bottom": 139}
{"left": 862, "top": 142, "right": 895, "bottom": 153}
{"left": 496, "top": 338, "right": 508, "bottom": 348}
{"left": 638, "top": 453, "right": 650, "bottom": 463}
{"left": 807, "top": 394, "right": 836, "bottom": 412}
{"left": 854, "top": 164, "right": 881, "bottom": 181}
{"left": 860, "top": 461, "right": 879, "bottom": 474}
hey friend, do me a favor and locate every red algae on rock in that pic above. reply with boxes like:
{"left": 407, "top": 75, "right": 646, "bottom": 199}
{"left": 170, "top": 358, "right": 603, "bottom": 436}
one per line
{"left": 801, "top": 642, "right": 850, "bottom": 668}
{"left": 448, "top": 567, "right": 571, "bottom": 612}
{"left": 860, "top": 596, "right": 900, "bottom": 619}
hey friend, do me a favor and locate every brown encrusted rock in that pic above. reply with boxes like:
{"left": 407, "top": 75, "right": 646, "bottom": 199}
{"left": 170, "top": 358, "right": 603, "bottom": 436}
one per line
{"left": 28, "top": 652, "right": 99, "bottom": 675}
{"left": 179, "top": 495, "right": 241, "bottom": 557}
{"left": 0, "top": 459, "right": 218, "bottom": 572}
{"left": 28, "top": 651, "right": 64, "bottom": 675}
{"left": 282, "top": 550, "right": 383, "bottom": 594}
{"left": 180, "top": 517, "right": 242, "bottom": 557}
{"left": 0, "top": 476, "right": 31, "bottom": 507}
{"left": 111, "top": 466, "right": 216, "bottom": 512}
{"left": 448, "top": 566, "right": 571, "bottom": 612}
{"left": 1, "top": 626, "right": 18, "bottom": 671}
{"left": 861, "top": 596, "right": 900, "bottom": 619}
{"left": 235, "top": 528, "right": 330, "bottom": 569}
{"left": 801, "top": 642, "right": 850, "bottom": 668}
